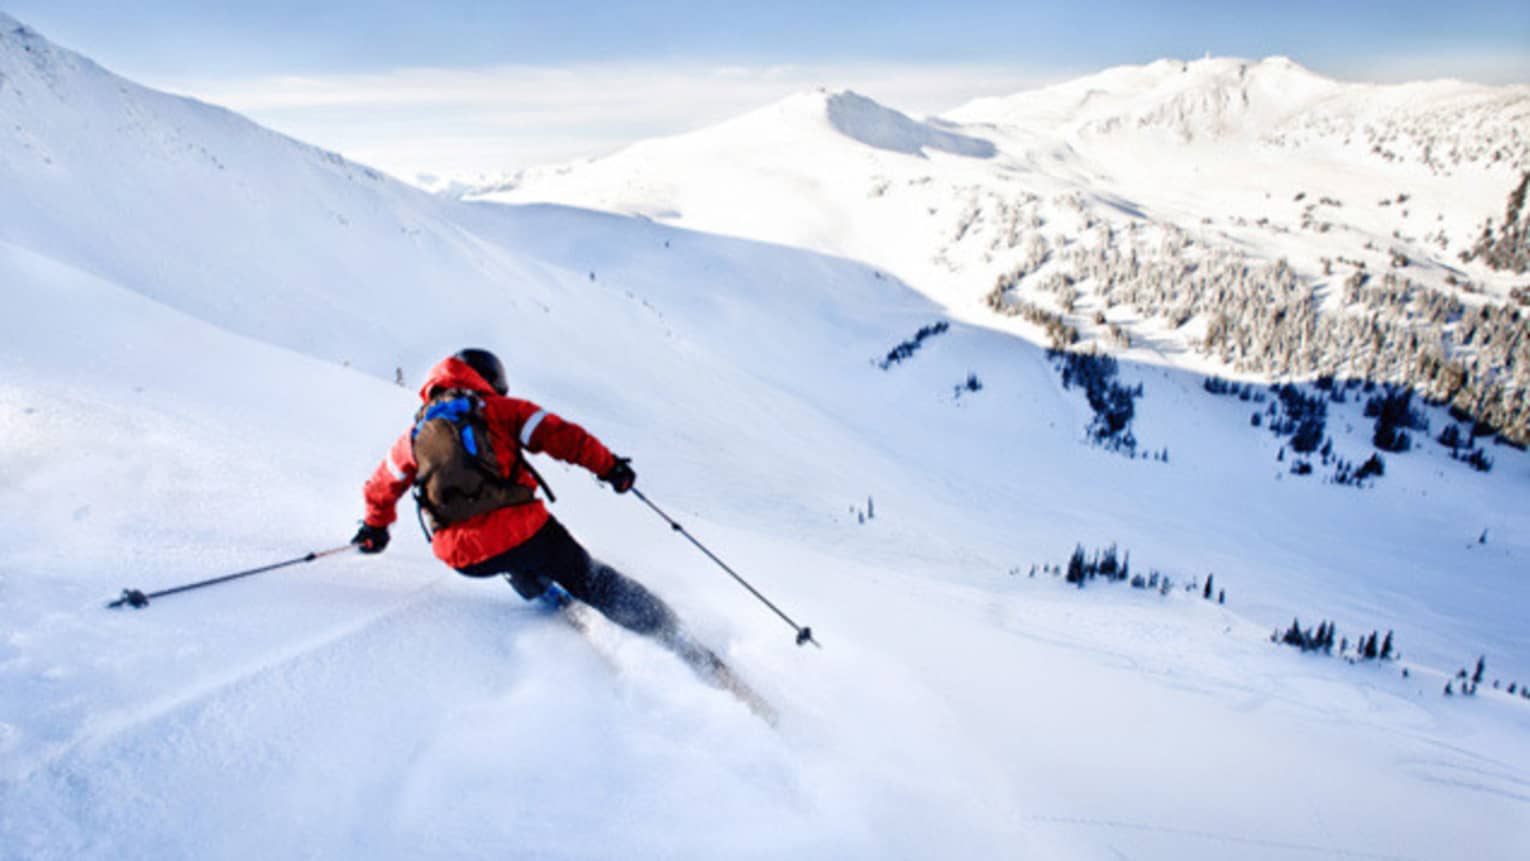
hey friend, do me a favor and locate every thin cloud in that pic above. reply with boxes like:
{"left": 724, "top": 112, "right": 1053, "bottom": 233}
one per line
{"left": 147, "top": 61, "right": 1063, "bottom": 184}
{"left": 1317, "top": 49, "right": 1530, "bottom": 86}
{"left": 146, "top": 50, "right": 1527, "bottom": 188}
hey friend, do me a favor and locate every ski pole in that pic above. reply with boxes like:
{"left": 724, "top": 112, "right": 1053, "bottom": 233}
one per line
{"left": 106, "top": 545, "right": 355, "bottom": 609}
{"left": 631, "top": 487, "right": 819, "bottom": 648}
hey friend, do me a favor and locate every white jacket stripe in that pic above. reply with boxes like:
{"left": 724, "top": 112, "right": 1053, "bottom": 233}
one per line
{"left": 520, "top": 410, "right": 548, "bottom": 448}
{"left": 386, "top": 453, "right": 408, "bottom": 482}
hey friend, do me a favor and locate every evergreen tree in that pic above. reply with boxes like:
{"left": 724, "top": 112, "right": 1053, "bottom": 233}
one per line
{"left": 1283, "top": 618, "right": 1304, "bottom": 647}
{"left": 1066, "top": 545, "right": 1086, "bottom": 586}
{"left": 1099, "top": 544, "right": 1119, "bottom": 580}
{"left": 1473, "top": 656, "right": 1486, "bottom": 685}
{"left": 1380, "top": 631, "right": 1394, "bottom": 660}
{"left": 1203, "top": 574, "right": 1214, "bottom": 600}
{"left": 1463, "top": 449, "right": 1493, "bottom": 472}
{"left": 1356, "top": 453, "right": 1385, "bottom": 480}
{"left": 1438, "top": 424, "right": 1461, "bottom": 449}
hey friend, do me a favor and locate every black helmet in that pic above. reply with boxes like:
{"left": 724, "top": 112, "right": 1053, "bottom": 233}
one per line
{"left": 454, "top": 348, "right": 508, "bottom": 395}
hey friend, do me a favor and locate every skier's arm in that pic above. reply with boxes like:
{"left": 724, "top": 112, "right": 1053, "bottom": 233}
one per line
{"left": 362, "top": 431, "right": 417, "bottom": 527}
{"left": 511, "top": 400, "right": 616, "bottom": 477}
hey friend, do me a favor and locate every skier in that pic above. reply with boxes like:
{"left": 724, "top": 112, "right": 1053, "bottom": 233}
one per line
{"left": 351, "top": 348, "right": 681, "bottom": 639}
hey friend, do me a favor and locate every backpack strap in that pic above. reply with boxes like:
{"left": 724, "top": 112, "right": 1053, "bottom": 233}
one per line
{"left": 517, "top": 455, "right": 557, "bottom": 504}
{"left": 413, "top": 486, "right": 435, "bottom": 543}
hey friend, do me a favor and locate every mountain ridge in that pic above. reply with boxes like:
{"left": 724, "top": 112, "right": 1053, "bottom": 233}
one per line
{"left": 475, "top": 55, "right": 1530, "bottom": 442}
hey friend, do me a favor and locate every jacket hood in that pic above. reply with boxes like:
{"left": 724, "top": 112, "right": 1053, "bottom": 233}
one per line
{"left": 418, "top": 356, "right": 500, "bottom": 401}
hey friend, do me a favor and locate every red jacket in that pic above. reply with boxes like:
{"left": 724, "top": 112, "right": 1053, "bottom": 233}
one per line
{"left": 362, "top": 356, "right": 617, "bottom": 568}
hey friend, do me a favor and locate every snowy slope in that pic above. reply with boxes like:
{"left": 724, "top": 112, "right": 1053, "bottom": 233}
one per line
{"left": 3, "top": 16, "right": 1530, "bottom": 860}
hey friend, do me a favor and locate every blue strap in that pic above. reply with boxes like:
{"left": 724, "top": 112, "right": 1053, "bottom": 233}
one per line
{"left": 424, "top": 397, "right": 473, "bottom": 423}
{"left": 413, "top": 396, "right": 476, "bottom": 442}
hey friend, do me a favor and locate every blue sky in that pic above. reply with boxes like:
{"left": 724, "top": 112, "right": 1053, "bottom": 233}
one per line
{"left": 9, "top": 1, "right": 1528, "bottom": 182}
{"left": 11, "top": 1, "right": 1530, "bottom": 77}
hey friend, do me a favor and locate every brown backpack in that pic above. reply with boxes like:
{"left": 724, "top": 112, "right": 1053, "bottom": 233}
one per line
{"left": 410, "top": 390, "right": 547, "bottom": 533}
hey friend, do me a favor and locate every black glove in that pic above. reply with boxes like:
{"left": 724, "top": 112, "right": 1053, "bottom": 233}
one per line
{"left": 602, "top": 456, "right": 636, "bottom": 494}
{"left": 352, "top": 523, "right": 390, "bottom": 554}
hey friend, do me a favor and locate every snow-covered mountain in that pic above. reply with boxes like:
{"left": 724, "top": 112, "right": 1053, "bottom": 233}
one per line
{"left": 3, "top": 15, "right": 1529, "bottom": 860}
{"left": 475, "top": 57, "right": 1530, "bottom": 443}
{"left": 953, "top": 56, "right": 1529, "bottom": 167}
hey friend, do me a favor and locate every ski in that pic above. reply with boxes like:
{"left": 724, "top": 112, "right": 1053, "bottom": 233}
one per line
{"left": 660, "top": 628, "right": 779, "bottom": 727}
{"left": 536, "top": 584, "right": 619, "bottom": 674}
{"left": 538, "top": 583, "right": 778, "bottom": 726}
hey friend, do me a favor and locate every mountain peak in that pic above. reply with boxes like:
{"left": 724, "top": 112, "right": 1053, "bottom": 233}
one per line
{"left": 947, "top": 55, "right": 1346, "bottom": 140}
{"left": 1082, "top": 54, "right": 1336, "bottom": 100}
{"left": 692, "top": 87, "right": 997, "bottom": 160}
{"left": 764, "top": 88, "right": 997, "bottom": 159}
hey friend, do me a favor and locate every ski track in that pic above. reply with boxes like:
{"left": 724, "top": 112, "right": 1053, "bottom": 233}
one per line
{"left": 2, "top": 575, "right": 799, "bottom": 860}
{"left": 993, "top": 584, "right": 1525, "bottom": 769}
{"left": 3, "top": 577, "right": 453, "bottom": 784}
{"left": 3, "top": 587, "right": 622, "bottom": 857}
{"left": 1400, "top": 758, "right": 1530, "bottom": 805}
{"left": 1024, "top": 815, "right": 1418, "bottom": 861}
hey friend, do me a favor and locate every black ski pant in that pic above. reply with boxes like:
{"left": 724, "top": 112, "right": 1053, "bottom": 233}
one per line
{"left": 457, "top": 517, "right": 678, "bottom": 637}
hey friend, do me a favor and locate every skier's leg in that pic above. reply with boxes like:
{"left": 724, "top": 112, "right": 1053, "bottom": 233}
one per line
{"left": 581, "top": 559, "right": 679, "bottom": 637}
{"left": 504, "top": 570, "right": 559, "bottom": 602}
{"left": 525, "top": 520, "right": 679, "bottom": 638}
{"left": 458, "top": 518, "right": 679, "bottom": 637}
